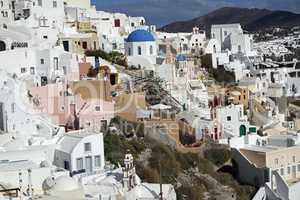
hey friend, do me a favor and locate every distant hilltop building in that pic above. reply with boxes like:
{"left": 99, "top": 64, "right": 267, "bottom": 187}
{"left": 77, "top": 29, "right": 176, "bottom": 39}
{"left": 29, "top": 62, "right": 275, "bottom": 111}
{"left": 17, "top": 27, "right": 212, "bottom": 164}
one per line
{"left": 64, "top": 0, "right": 91, "bottom": 9}
{"left": 211, "top": 24, "right": 254, "bottom": 56}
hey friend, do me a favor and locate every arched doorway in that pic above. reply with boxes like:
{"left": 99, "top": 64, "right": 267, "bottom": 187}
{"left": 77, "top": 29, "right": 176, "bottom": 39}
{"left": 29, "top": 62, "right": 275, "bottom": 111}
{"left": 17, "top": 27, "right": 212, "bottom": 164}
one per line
{"left": 0, "top": 41, "right": 6, "bottom": 51}
{"left": 240, "top": 125, "right": 247, "bottom": 137}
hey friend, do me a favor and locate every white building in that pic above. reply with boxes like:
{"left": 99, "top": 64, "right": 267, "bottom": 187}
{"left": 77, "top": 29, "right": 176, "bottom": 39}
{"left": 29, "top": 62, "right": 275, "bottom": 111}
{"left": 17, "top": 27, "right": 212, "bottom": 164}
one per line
{"left": 54, "top": 130, "right": 105, "bottom": 175}
{"left": 0, "top": 70, "right": 64, "bottom": 138}
{"left": 254, "top": 60, "right": 300, "bottom": 96}
{"left": 186, "top": 80, "right": 210, "bottom": 119}
{"left": 90, "top": 10, "right": 146, "bottom": 53}
{"left": 64, "top": 0, "right": 91, "bottom": 9}
{"left": 216, "top": 104, "right": 255, "bottom": 138}
{"left": 211, "top": 24, "right": 254, "bottom": 56}
{"left": 0, "top": 46, "right": 79, "bottom": 86}
{"left": 125, "top": 29, "right": 157, "bottom": 70}
{"left": 189, "top": 27, "right": 206, "bottom": 53}
{"left": 0, "top": 153, "right": 69, "bottom": 196}
{"left": 9, "top": 0, "right": 66, "bottom": 49}
{"left": 0, "top": 0, "right": 15, "bottom": 23}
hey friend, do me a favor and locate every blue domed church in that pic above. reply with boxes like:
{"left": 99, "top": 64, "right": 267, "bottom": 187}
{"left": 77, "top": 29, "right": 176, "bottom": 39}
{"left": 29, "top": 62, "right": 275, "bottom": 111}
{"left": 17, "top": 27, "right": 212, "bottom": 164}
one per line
{"left": 125, "top": 29, "right": 157, "bottom": 68}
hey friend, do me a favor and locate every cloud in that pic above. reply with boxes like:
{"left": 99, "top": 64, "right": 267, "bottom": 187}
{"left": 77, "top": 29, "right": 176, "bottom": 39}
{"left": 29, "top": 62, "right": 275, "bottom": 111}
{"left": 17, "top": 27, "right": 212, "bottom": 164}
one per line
{"left": 91, "top": 0, "right": 300, "bottom": 26}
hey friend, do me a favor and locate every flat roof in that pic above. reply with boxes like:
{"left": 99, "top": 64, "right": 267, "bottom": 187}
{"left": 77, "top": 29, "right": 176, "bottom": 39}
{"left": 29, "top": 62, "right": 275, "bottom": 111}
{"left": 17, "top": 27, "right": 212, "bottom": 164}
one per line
{"left": 0, "top": 160, "right": 38, "bottom": 171}
{"left": 211, "top": 24, "right": 241, "bottom": 28}
{"left": 189, "top": 80, "right": 204, "bottom": 90}
{"left": 241, "top": 145, "right": 281, "bottom": 153}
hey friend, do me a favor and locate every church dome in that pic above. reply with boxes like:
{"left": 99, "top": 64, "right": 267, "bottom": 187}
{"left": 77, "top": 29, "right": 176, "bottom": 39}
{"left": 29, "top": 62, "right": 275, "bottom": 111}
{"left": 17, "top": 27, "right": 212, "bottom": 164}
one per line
{"left": 176, "top": 54, "right": 187, "bottom": 62}
{"left": 126, "top": 29, "right": 155, "bottom": 42}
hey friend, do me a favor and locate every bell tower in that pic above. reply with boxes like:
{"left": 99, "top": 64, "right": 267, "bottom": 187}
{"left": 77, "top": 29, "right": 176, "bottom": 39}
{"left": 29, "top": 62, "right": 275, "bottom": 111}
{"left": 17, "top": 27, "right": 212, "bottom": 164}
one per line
{"left": 122, "top": 153, "right": 136, "bottom": 191}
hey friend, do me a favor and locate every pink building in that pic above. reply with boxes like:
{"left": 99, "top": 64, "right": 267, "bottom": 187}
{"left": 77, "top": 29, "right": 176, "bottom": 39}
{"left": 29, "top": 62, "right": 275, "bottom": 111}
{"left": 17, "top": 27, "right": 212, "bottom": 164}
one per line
{"left": 29, "top": 82, "right": 114, "bottom": 133}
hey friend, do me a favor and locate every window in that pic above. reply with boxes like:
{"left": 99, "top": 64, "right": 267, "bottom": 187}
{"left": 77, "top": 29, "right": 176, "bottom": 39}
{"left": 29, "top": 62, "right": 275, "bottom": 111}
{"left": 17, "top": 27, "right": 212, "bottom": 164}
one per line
{"left": 76, "top": 158, "right": 83, "bottom": 170}
{"left": 128, "top": 47, "right": 131, "bottom": 56}
{"left": 21, "top": 68, "right": 26, "bottom": 73}
{"left": 297, "top": 164, "right": 300, "bottom": 172}
{"left": 11, "top": 103, "right": 15, "bottom": 113}
{"left": 289, "top": 72, "right": 296, "bottom": 78}
{"left": 95, "top": 106, "right": 100, "bottom": 111}
{"left": 64, "top": 161, "right": 70, "bottom": 170}
{"left": 227, "top": 116, "right": 231, "bottom": 121}
{"left": 100, "top": 120, "right": 107, "bottom": 132}
{"left": 0, "top": 1, "right": 3, "bottom": 8}
{"left": 112, "top": 43, "right": 117, "bottom": 50}
{"left": 150, "top": 45, "right": 153, "bottom": 55}
{"left": 43, "top": 35, "right": 48, "bottom": 39}
{"left": 53, "top": 57, "right": 58, "bottom": 70}
{"left": 82, "top": 41, "right": 87, "bottom": 49}
{"left": 275, "top": 158, "right": 279, "bottom": 165}
{"left": 94, "top": 155, "right": 101, "bottom": 167}
{"left": 114, "top": 19, "right": 120, "bottom": 27}
{"left": 40, "top": 59, "right": 44, "bottom": 64}
{"left": 62, "top": 66, "right": 67, "bottom": 75}
{"left": 288, "top": 166, "right": 291, "bottom": 174}
{"left": 30, "top": 67, "right": 35, "bottom": 75}
{"left": 53, "top": 1, "right": 57, "bottom": 8}
{"left": 280, "top": 168, "right": 284, "bottom": 176}
{"left": 138, "top": 46, "right": 142, "bottom": 55}
{"left": 38, "top": 0, "right": 42, "bottom": 6}
{"left": 93, "top": 41, "right": 97, "bottom": 50}
{"left": 293, "top": 156, "right": 296, "bottom": 163}
{"left": 84, "top": 143, "right": 91, "bottom": 152}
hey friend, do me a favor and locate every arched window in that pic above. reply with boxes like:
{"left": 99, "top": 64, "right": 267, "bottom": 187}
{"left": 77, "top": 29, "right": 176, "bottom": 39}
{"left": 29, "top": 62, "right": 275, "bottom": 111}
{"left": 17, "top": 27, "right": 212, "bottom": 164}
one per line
{"left": 128, "top": 47, "right": 131, "bottom": 56}
{"left": 0, "top": 41, "right": 6, "bottom": 51}
{"left": 150, "top": 45, "right": 153, "bottom": 55}
{"left": 138, "top": 46, "right": 142, "bottom": 55}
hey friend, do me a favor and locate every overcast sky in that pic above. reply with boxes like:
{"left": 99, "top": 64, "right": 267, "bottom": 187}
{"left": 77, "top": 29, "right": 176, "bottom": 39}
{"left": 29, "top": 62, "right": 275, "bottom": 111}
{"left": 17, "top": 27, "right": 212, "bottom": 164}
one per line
{"left": 91, "top": 0, "right": 300, "bottom": 27}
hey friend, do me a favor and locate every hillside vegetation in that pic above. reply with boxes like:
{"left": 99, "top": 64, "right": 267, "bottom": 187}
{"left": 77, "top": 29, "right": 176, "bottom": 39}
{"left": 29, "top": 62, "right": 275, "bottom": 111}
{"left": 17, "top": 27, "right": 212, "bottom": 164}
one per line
{"left": 104, "top": 133, "right": 256, "bottom": 200}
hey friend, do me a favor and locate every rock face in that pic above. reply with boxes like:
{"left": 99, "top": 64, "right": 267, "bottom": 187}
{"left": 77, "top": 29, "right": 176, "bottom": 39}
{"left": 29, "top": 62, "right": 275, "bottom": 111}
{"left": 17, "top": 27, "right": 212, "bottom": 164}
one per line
{"left": 159, "top": 7, "right": 300, "bottom": 33}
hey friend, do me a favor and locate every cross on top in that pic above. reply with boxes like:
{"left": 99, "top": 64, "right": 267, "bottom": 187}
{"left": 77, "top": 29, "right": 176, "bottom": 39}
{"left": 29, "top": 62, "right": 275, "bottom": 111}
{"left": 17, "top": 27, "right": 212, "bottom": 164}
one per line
{"left": 39, "top": 16, "right": 48, "bottom": 27}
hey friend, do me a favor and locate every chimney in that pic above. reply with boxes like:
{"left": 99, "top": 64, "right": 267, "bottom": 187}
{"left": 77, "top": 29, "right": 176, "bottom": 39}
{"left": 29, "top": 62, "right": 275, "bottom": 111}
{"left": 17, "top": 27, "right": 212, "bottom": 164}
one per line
{"left": 193, "top": 27, "right": 199, "bottom": 34}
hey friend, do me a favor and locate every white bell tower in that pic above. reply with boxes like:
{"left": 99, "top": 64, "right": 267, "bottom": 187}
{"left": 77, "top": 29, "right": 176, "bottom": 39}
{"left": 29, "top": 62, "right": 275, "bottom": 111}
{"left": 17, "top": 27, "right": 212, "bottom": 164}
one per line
{"left": 122, "top": 153, "right": 136, "bottom": 191}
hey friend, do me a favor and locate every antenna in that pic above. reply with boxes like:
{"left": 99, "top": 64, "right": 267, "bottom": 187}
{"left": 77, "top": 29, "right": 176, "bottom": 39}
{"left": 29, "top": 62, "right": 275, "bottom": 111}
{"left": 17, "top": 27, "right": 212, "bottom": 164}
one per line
{"left": 159, "top": 155, "right": 163, "bottom": 200}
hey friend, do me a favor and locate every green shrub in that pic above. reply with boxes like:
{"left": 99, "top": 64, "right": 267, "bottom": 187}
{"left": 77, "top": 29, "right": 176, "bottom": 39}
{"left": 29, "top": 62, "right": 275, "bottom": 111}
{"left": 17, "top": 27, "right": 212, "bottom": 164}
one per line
{"left": 176, "top": 186, "right": 205, "bottom": 200}
{"left": 175, "top": 152, "right": 199, "bottom": 170}
{"left": 85, "top": 50, "right": 128, "bottom": 68}
{"left": 104, "top": 134, "right": 147, "bottom": 165}
{"left": 149, "top": 143, "right": 180, "bottom": 183}
{"left": 204, "top": 148, "right": 231, "bottom": 166}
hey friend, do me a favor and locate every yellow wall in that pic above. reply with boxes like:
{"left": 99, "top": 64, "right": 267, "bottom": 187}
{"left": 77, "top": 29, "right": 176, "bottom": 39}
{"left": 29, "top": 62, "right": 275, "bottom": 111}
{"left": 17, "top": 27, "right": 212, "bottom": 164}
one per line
{"left": 115, "top": 93, "right": 146, "bottom": 122}
{"left": 266, "top": 146, "right": 300, "bottom": 181}
{"left": 226, "top": 86, "right": 249, "bottom": 108}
